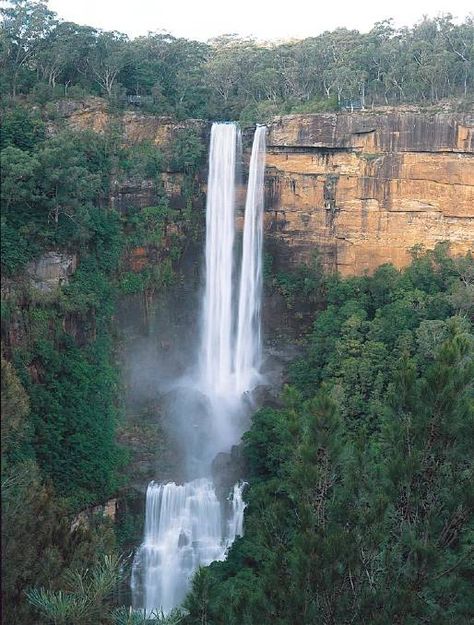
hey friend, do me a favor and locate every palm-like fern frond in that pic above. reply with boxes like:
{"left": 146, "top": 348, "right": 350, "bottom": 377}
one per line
{"left": 111, "top": 606, "right": 187, "bottom": 625}
{"left": 25, "top": 587, "right": 89, "bottom": 624}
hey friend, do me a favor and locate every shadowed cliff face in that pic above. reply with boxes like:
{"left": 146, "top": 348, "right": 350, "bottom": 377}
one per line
{"left": 59, "top": 99, "right": 473, "bottom": 276}
{"left": 265, "top": 112, "right": 474, "bottom": 275}
{"left": 269, "top": 111, "right": 474, "bottom": 152}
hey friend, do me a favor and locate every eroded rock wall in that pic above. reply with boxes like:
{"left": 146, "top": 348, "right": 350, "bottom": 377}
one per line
{"left": 56, "top": 100, "right": 473, "bottom": 276}
{"left": 265, "top": 112, "right": 474, "bottom": 275}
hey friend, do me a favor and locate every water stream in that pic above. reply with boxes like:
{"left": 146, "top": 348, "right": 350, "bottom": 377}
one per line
{"left": 234, "top": 125, "right": 266, "bottom": 393}
{"left": 132, "top": 123, "right": 267, "bottom": 614}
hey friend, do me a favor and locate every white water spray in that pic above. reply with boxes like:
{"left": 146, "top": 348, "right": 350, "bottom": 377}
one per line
{"left": 132, "top": 123, "right": 266, "bottom": 614}
{"left": 234, "top": 125, "right": 266, "bottom": 393}
{"left": 200, "top": 123, "right": 239, "bottom": 396}
{"left": 131, "top": 479, "right": 246, "bottom": 614}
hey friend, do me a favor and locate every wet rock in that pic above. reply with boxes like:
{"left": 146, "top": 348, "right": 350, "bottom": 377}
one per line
{"left": 252, "top": 384, "right": 282, "bottom": 409}
{"left": 211, "top": 444, "right": 246, "bottom": 501}
{"left": 26, "top": 252, "right": 77, "bottom": 293}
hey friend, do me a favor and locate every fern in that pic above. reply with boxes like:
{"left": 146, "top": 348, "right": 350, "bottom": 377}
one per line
{"left": 25, "top": 588, "right": 89, "bottom": 625}
{"left": 111, "top": 606, "right": 187, "bottom": 625}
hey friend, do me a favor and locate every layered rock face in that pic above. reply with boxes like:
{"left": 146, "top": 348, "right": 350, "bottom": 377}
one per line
{"left": 265, "top": 112, "right": 474, "bottom": 275}
{"left": 55, "top": 97, "right": 208, "bottom": 212}
{"left": 57, "top": 99, "right": 473, "bottom": 276}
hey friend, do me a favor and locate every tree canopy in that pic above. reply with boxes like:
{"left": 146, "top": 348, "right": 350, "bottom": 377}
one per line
{"left": 184, "top": 246, "right": 474, "bottom": 625}
{"left": 1, "top": 2, "right": 473, "bottom": 120}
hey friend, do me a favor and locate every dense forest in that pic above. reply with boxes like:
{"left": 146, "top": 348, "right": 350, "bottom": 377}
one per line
{"left": 184, "top": 247, "right": 474, "bottom": 625}
{"left": 1, "top": 0, "right": 474, "bottom": 121}
{"left": 1, "top": 2, "right": 474, "bottom": 625}
{"left": 1, "top": 90, "right": 206, "bottom": 625}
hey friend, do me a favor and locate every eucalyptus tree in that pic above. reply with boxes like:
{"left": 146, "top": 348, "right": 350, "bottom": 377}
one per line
{"left": 36, "top": 21, "right": 98, "bottom": 95}
{"left": 205, "top": 36, "right": 252, "bottom": 114}
{"left": 0, "top": 0, "right": 56, "bottom": 96}
{"left": 88, "top": 30, "right": 130, "bottom": 98}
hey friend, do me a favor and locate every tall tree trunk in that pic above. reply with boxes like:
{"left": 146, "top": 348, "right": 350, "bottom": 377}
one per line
{"left": 11, "top": 69, "right": 18, "bottom": 98}
{"left": 361, "top": 82, "right": 366, "bottom": 110}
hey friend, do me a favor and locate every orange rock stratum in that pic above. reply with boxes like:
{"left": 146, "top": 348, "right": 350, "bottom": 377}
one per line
{"left": 60, "top": 99, "right": 473, "bottom": 276}
{"left": 264, "top": 112, "right": 473, "bottom": 275}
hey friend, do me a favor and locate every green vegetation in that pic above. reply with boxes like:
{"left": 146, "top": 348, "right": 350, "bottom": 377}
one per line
{"left": 26, "top": 554, "right": 123, "bottom": 625}
{"left": 1, "top": 3, "right": 473, "bottom": 623}
{"left": 184, "top": 246, "right": 474, "bottom": 625}
{"left": 1, "top": 65, "right": 206, "bottom": 623}
{"left": 1, "top": 2, "right": 473, "bottom": 121}
{"left": 2, "top": 354, "right": 119, "bottom": 624}
{"left": 1, "top": 118, "right": 128, "bottom": 506}
{"left": 269, "top": 252, "right": 324, "bottom": 311}
{"left": 26, "top": 554, "right": 186, "bottom": 625}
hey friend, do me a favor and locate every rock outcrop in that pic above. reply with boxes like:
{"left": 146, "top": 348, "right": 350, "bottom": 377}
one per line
{"left": 26, "top": 251, "right": 77, "bottom": 292}
{"left": 265, "top": 111, "right": 474, "bottom": 275}
{"left": 56, "top": 99, "right": 473, "bottom": 276}
{"left": 55, "top": 97, "right": 207, "bottom": 147}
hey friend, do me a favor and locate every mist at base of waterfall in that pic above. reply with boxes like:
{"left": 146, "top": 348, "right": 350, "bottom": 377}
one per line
{"left": 160, "top": 380, "right": 256, "bottom": 479}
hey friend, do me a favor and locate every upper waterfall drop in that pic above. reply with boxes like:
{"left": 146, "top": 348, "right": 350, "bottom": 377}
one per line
{"left": 199, "top": 122, "right": 267, "bottom": 400}
{"left": 234, "top": 125, "right": 267, "bottom": 394}
{"left": 200, "top": 123, "right": 240, "bottom": 397}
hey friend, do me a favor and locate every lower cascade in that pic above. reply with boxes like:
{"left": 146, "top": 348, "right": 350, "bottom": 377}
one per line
{"left": 132, "top": 122, "right": 267, "bottom": 613}
{"left": 131, "top": 479, "right": 246, "bottom": 613}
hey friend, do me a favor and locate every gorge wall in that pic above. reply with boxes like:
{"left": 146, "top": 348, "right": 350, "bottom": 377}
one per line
{"left": 59, "top": 99, "right": 473, "bottom": 276}
{"left": 265, "top": 111, "right": 474, "bottom": 275}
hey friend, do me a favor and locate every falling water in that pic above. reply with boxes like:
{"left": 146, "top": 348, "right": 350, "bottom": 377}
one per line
{"left": 200, "top": 123, "right": 240, "bottom": 396}
{"left": 234, "top": 125, "right": 267, "bottom": 393}
{"left": 131, "top": 479, "right": 246, "bottom": 614}
{"left": 132, "top": 123, "right": 266, "bottom": 614}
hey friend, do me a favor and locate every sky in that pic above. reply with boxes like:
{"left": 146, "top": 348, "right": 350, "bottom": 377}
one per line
{"left": 47, "top": 0, "right": 473, "bottom": 42}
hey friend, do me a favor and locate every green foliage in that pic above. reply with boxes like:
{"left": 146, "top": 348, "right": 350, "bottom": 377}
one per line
{"left": 2, "top": 181, "right": 128, "bottom": 506}
{"left": 0, "top": 215, "right": 38, "bottom": 271}
{"left": 26, "top": 588, "right": 90, "bottom": 625}
{"left": 239, "top": 100, "right": 291, "bottom": 124}
{"left": 169, "top": 128, "right": 205, "bottom": 173}
{"left": 1, "top": 94, "right": 193, "bottom": 512}
{"left": 130, "top": 262, "right": 174, "bottom": 294}
{"left": 184, "top": 248, "right": 474, "bottom": 625}
{"left": 290, "top": 95, "right": 339, "bottom": 113}
{"left": 289, "top": 246, "right": 472, "bottom": 431}
{"left": 2, "top": 3, "right": 472, "bottom": 115}
{"left": 0, "top": 105, "right": 46, "bottom": 151}
{"left": 20, "top": 331, "right": 124, "bottom": 505}
{"left": 112, "top": 607, "right": 186, "bottom": 625}
{"left": 124, "top": 203, "right": 174, "bottom": 248}
{"left": 26, "top": 554, "right": 122, "bottom": 624}
{"left": 119, "top": 140, "right": 164, "bottom": 179}
{"left": 267, "top": 252, "right": 324, "bottom": 311}
{"left": 1, "top": 354, "right": 31, "bottom": 464}
{"left": 118, "top": 261, "right": 175, "bottom": 295}
{"left": 26, "top": 554, "right": 187, "bottom": 625}
{"left": 2, "top": 453, "right": 118, "bottom": 624}
{"left": 0, "top": 128, "right": 119, "bottom": 274}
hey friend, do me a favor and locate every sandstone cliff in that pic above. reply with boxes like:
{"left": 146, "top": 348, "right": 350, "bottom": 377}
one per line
{"left": 56, "top": 99, "right": 473, "bottom": 276}
{"left": 54, "top": 97, "right": 207, "bottom": 212}
{"left": 265, "top": 111, "right": 473, "bottom": 274}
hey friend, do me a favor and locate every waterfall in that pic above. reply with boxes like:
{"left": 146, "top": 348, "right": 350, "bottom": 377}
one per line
{"left": 234, "top": 125, "right": 266, "bottom": 393}
{"left": 132, "top": 123, "right": 266, "bottom": 615}
{"left": 200, "top": 123, "right": 240, "bottom": 396}
{"left": 131, "top": 479, "right": 246, "bottom": 614}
